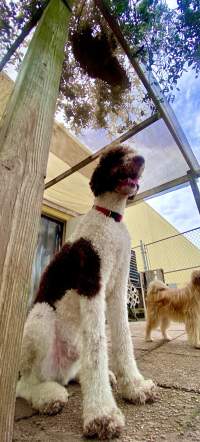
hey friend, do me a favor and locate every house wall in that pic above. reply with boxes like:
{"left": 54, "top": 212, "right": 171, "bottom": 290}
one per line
{"left": 43, "top": 202, "right": 200, "bottom": 289}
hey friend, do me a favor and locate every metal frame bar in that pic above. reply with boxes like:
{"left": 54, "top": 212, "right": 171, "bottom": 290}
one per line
{"left": 95, "top": 0, "right": 199, "bottom": 173}
{"left": 187, "top": 172, "right": 200, "bottom": 215}
{"left": 139, "top": 271, "right": 147, "bottom": 319}
{"left": 127, "top": 173, "right": 200, "bottom": 207}
{"left": 45, "top": 112, "right": 159, "bottom": 189}
{"left": 138, "top": 226, "right": 200, "bottom": 247}
{"left": 165, "top": 265, "right": 200, "bottom": 274}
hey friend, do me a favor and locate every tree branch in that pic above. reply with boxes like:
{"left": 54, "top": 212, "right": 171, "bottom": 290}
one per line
{"left": 0, "top": 0, "right": 50, "bottom": 71}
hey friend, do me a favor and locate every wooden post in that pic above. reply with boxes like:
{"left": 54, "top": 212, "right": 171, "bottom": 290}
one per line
{"left": 0, "top": 0, "right": 74, "bottom": 440}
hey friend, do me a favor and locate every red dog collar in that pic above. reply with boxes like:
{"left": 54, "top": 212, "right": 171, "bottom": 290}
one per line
{"left": 93, "top": 205, "right": 123, "bottom": 222}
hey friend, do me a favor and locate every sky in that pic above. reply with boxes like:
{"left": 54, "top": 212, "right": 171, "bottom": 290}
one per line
{"left": 147, "top": 69, "right": 200, "bottom": 233}
{"left": 145, "top": 0, "right": 200, "bottom": 234}
{"left": 166, "top": 0, "right": 178, "bottom": 8}
{"left": 78, "top": 0, "right": 200, "bottom": 234}
{"left": 3, "top": 0, "right": 200, "bottom": 235}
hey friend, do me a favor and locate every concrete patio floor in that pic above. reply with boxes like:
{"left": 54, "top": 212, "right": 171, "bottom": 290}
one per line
{"left": 14, "top": 321, "right": 200, "bottom": 441}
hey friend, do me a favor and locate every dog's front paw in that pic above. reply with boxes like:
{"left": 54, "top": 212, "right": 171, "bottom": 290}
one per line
{"left": 83, "top": 408, "right": 125, "bottom": 440}
{"left": 120, "top": 378, "right": 157, "bottom": 404}
{"left": 163, "top": 335, "right": 171, "bottom": 342}
{"left": 145, "top": 337, "right": 153, "bottom": 342}
{"left": 31, "top": 382, "right": 69, "bottom": 415}
{"left": 38, "top": 399, "right": 66, "bottom": 415}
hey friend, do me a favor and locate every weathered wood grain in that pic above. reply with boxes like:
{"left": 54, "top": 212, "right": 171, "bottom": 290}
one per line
{"left": 0, "top": 0, "right": 74, "bottom": 440}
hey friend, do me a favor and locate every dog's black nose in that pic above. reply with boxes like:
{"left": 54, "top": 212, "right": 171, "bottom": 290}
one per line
{"left": 133, "top": 155, "right": 145, "bottom": 166}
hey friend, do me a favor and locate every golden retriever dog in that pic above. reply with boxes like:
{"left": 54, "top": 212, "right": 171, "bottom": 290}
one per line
{"left": 145, "top": 270, "right": 200, "bottom": 348}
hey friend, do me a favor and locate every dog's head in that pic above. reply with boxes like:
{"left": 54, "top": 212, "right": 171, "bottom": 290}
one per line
{"left": 90, "top": 145, "right": 145, "bottom": 199}
{"left": 191, "top": 270, "right": 200, "bottom": 289}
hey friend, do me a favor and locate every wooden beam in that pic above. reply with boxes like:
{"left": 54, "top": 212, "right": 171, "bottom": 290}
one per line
{"left": 95, "top": 0, "right": 199, "bottom": 173}
{"left": 45, "top": 112, "right": 159, "bottom": 189}
{"left": 0, "top": 0, "right": 74, "bottom": 439}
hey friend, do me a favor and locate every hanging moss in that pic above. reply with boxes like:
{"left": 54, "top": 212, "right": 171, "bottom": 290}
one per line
{"left": 70, "top": 25, "right": 130, "bottom": 89}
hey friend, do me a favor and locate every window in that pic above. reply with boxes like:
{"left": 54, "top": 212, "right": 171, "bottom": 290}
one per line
{"left": 30, "top": 214, "right": 64, "bottom": 304}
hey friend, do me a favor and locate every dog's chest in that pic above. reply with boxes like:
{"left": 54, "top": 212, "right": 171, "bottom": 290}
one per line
{"left": 108, "top": 219, "right": 130, "bottom": 250}
{"left": 99, "top": 222, "right": 131, "bottom": 278}
{"left": 71, "top": 212, "right": 131, "bottom": 277}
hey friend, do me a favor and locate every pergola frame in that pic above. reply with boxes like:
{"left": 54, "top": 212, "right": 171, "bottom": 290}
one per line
{"left": 44, "top": 0, "right": 200, "bottom": 212}
{"left": 0, "top": 1, "right": 200, "bottom": 439}
{"left": 45, "top": 112, "right": 160, "bottom": 189}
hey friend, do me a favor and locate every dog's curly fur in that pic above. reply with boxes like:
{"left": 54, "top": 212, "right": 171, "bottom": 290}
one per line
{"left": 17, "top": 145, "right": 157, "bottom": 440}
{"left": 145, "top": 270, "right": 200, "bottom": 348}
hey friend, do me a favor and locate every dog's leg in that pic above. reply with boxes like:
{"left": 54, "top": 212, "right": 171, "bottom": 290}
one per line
{"left": 17, "top": 303, "right": 69, "bottom": 413}
{"left": 160, "top": 317, "right": 171, "bottom": 341}
{"left": 79, "top": 289, "right": 125, "bottom": 440}
{"left": 145, "top": 318, "right": 154, "bottom": 342}
{"left": 185, "top": 318, "right": 200, "bottom": 348}
{"left": 145, "top": 312, "right": 160, "bottom": 341}
{"left": 107, "top": 273, "right": 157, "bottom": 404}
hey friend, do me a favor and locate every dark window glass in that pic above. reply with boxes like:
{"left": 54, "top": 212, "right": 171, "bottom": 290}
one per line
{"left": 30, "top": 215, "right": 64, "bottom": 303}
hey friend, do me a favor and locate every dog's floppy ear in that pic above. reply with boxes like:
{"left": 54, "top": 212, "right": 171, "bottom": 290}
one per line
{"left": 89, "top": 146, "right": 126, "bottom": 196}
{"left": 89, "top": 162, "right": 105, "bottom": 197}
{"left": 191, "top": 271, "right": 200, "bottom": 287}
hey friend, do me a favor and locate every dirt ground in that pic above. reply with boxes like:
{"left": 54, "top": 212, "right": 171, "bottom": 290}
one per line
{"left": 14, "top": 321, "right": 200, "bottom": 441}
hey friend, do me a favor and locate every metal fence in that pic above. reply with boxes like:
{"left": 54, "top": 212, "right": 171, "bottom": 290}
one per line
{"left": 128, "top": 227, "right": 200, "bottom": 319}
{"left": 133, "top": 227, "right": 200, "bottom": 288}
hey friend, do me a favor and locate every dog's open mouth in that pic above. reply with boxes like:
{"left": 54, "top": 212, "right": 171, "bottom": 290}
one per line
{"left": 116, "top": 177, "right": 139, "bottom": 197}
{"left": 119, "top": 178, "right": 139, "bottom": 188}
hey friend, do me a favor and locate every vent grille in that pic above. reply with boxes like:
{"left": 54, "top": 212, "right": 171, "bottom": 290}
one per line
{"left": 129, "top": 249, "right": 140, "bottom": 286}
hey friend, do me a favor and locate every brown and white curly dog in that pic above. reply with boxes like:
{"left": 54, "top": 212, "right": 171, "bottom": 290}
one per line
{"left": 17, "top": 145, "right": 157, "bottom": 440}
{"left": 145, "top": 270, "right": 200, "bottom": 348}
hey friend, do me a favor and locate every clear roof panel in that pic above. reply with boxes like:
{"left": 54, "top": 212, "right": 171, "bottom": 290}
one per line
{"left": 121, "top": 119, "right": 191, "bottom": 194}
{"left": 45, "top": 111, "right": 199, "bottom": 214}
{"left": 170, "top": 70, "right": 200, "bottom": 164}
{"left": 44, "top": 114, "right": 196, "bottom": 215}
